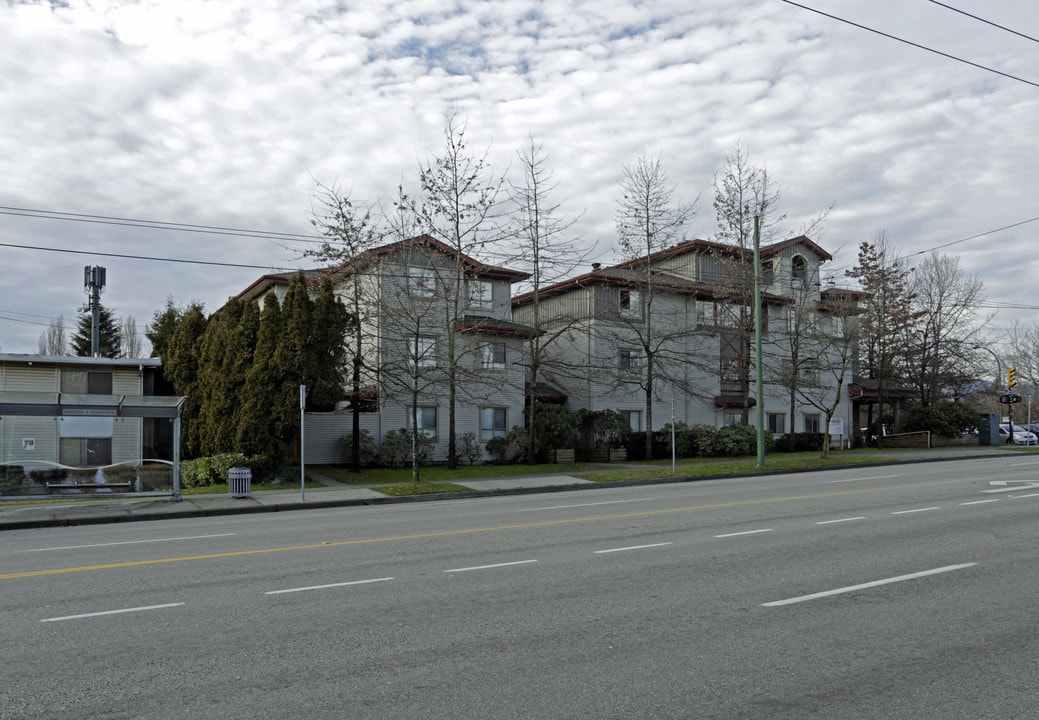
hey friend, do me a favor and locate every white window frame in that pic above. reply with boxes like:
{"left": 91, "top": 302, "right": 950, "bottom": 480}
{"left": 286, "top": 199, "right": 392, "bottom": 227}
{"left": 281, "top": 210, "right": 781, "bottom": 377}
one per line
{"left": 619, "top": 289, "right": 641, "bottom": 319}
{"left": 60, "top": 370, "right": 113, "bottom": 395}
{"left": 767, "top": 413, "right": 786, "bottom": 434}
{"left": 408, "top": 266, "right": 436, "bottom": 298}
{"left": 723, "top": 412, "right": 742, "bottom": 427}
{"left": 414, "top": 406, "right": 438, "bottom": 438}
{"left": 480, "top": 341, "right": 506, "bottom": 369}
{"left": 619, "top": 410, "right": 641, "bottom": 432}
{"left": 480, "top": 407, "right": 508, "bottom": 441}
{"left": 619, "top": 348, "right": 641, "bottom": 373}
{"left": 414, "top": 336, "right": 436, "bottom": 368}
{"left": 468, "top": 279, "right": 493, "bottom": 309}
{"left": 803, "top": 412, "right": 821, "bottom": 433}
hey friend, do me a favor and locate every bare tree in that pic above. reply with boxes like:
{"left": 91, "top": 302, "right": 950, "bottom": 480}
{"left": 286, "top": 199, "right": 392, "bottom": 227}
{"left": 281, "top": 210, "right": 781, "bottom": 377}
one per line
{"left": 503, "top": 136, "right": 590, "bottom": 461}
{"left": 711, "top": 143, "right": 831, "bottom": 422}
{"left": 305, "top": 181, "right": 384, "bottom": 471}
{"left": 794, "top": 289, "right": 862, "bottom": 456}
{"left": 120, "top": 315, "right": 144, "bottom": 358}
{"left": 905, "top": 254, "right": 991, "bottom": 406}
{"left": 613, "top": 154, "right": 697, "bottom": 458}
{"left": 407, "top": 109, "right": 508, "bottom": 468}
{"left": 845, "top": 232, "right": 920, "bottom": 444}
{"left": 38, "top": 315, "right": 68, "bottom": 355}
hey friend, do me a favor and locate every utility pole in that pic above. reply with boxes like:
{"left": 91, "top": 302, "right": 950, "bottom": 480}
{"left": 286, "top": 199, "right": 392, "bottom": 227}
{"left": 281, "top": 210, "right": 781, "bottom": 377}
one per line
{"left": 753, "top": 216, "right": 765, "bottom": 467}
{"left": 83, "top": 266, "right": 106, "bottom": 357}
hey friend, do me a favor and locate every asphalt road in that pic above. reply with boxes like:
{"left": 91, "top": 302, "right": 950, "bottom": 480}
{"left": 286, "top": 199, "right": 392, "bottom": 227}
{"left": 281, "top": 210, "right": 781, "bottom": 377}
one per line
{"left": 3, "top": 456, "right": 1038, "bottom": 719}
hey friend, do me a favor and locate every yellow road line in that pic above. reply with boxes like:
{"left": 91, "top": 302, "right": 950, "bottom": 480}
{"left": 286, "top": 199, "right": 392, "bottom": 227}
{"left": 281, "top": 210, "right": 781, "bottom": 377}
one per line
{"left": 0, "top": 476, "right": 979, "bottom": 580}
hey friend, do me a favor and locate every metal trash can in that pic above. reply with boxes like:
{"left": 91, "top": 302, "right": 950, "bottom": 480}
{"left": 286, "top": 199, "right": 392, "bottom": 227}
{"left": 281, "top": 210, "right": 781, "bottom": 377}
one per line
{"left": 228, "top": 467, "right": 252, "bottom": 498}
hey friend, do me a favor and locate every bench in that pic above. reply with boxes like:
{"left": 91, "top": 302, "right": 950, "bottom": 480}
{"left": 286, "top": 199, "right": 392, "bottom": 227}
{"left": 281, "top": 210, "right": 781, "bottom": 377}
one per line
{"left": 46, "top": 482, "right": 134, "bottom": 494}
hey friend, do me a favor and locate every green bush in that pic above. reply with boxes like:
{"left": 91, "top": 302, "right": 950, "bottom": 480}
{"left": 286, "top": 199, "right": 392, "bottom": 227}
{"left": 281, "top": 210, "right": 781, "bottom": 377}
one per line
{"left": 456, "top": 432, "right": 483, "bottom": 465}
{"left": 341, "top": 430, "right": 377, "bottom": 466}
{"left": 578, "top": 409, "right": 632, "bottom": 449}
{"left": 378, "top": 429, "right": 410, "bottom": 468}
{"left": 769, "top": 432, "right": 825, "bottom": 452}
{"left": 180, "top": 453, "right": 275, "bottom": 487}
{"left": 901, "top": 401, "right": 980, "bottom": 438}
{"left": 714, "top": 425, "right": 772, "bottom": 457}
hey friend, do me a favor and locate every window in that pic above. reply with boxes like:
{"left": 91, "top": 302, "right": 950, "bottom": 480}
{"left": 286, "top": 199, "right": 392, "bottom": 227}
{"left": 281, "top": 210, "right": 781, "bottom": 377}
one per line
{"left": 468, "top": 279, "right": 493, "bottom": 308}
{"left": 60, "top": 370, "right": 113, "bottom": 395}
{"left": 619, "top": 349, "right": 641, "bottom": 373}
{"left": 801, "top": 360, "right": 820, "bottom": 385}
{"left": 414, "top": 336, "right": 436, "bottom": 368}
{"left": 804, "top": 413, "right": 821, "bottom": 433}
{"left": 723, "top": 413, "right": 742, "bottom": 427}
{"left": 480, "top": 341, "right": 506, "bottom": 369}
{"left": 408, "top": 266, "right": 436, "bottom": 297}
{"left": 619, "top": 289, "right": 641, "bottom": 319}
{"left": 414, "top": 406, "right": 438, "bottom": 438}
{"left": 480, "top": 407, "right": 507, "bottom": 440}
{"left": 619, "top": 410, "right": 641, "bottom": 432}
{"left": 767, "top": 413, "right": 786, "bottom": 434}
{"left": 59, "top": 437, "right": 112, "bottom": 467}
{"left": 718, "top": 303, "right": 741, "bottom": 329}
{"left": 762, "top": 260, "right": 775, "bottom": 286}
{"left": 791, "top": 255, "right": 807, "bottom": 284}
{"left": 720, "top": 357, "right": 742, "bottom": 393}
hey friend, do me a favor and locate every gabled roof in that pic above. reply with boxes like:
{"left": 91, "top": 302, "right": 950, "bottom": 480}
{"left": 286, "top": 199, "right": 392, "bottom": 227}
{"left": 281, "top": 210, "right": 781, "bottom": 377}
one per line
{"left": 234, "top": 269, "right": 328, "bottom": 304}
{"left": 514, "top": 235, "right": 830, "bottom": 306}
{"left": 760, "top": 235, "right": 833, "bottom": 261}
{"left": 329, "top": 233, "right": 529, "bottom": 282}
{"left": 513, "top": 262, "right": 789, "bottom": 306}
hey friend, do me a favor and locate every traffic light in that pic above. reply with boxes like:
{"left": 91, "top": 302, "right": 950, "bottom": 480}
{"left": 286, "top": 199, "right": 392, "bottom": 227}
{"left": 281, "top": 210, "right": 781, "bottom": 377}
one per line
{"left": 1008, "top": 367, "right": 1017, "bottom": 388}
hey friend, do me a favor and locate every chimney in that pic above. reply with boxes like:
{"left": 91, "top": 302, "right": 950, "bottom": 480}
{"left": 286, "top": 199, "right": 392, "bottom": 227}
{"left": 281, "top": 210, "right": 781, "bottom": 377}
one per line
{"left": 591, "top": 263, "right": 601, "bottom": 271}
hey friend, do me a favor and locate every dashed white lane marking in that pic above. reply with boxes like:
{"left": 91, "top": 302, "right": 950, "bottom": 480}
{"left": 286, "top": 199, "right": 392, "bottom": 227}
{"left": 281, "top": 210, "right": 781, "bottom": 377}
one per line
{"left": 27, "top": 534, "right": 237, "bottom": 552}
{"left": 266, "top": 577, "right": 394, "bottom": 595}
{"left": 1010, "top": 492, "right": 1039, "bottom": 498}
{"left": 960, "top": 499, "right": 1000, "bottom": 506}
{"left": 714, "top": 529, "right": 774, "bottom": 538}
{"left": 594, "top": 542, "right": 673, "bottom": 554}
{"left": 762, "top": 563, "right": 977, "bottom": 607}
{"left": 892, "top": 507, "right": 940, "bottom": 515}
{"left": 41, "top": 603, "right": 185, "bottom": 623}
{"left": 825, "top": 475, "right": 900, "bottom": 484}
{"left": 815, "top": 517, "right": 865, "bottom": 525}
{"left": 444, "top": 560, "right": 538, "bottom": 573}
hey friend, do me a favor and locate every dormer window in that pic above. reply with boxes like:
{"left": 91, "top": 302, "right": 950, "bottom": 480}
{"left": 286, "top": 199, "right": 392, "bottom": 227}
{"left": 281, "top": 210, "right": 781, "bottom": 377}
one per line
{"left": 469, "top": 279, "right": 493, "bottom": 308}
{"left": 619, "top": 289, "right": 641, "bottom": 319}
{"left": 791, "top": 255, "right": 807, "bottom": 284}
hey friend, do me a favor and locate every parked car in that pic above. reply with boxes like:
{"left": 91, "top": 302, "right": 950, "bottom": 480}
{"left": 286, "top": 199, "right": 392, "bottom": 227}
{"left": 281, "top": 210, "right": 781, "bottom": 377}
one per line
{"left": 998, "top": 424, "right": 1038, "bottom": 445}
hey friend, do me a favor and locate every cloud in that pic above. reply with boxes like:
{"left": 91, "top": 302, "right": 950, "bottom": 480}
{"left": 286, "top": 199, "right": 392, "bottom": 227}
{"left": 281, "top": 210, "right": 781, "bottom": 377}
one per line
{"left": 1, "top": 0, "right": 1038, "bottom": 354}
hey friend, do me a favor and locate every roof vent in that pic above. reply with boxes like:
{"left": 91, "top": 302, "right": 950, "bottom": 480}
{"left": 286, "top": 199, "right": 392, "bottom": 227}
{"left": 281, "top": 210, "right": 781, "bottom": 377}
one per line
{"left": 592, "top": 263, "right": 601, "bottom": 271}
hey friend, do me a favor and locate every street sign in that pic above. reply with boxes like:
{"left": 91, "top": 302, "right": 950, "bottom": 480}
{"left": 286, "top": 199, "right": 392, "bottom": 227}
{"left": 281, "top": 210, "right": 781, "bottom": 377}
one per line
{"left": 998, "top": 394, "right": 1022, "bottom": 404}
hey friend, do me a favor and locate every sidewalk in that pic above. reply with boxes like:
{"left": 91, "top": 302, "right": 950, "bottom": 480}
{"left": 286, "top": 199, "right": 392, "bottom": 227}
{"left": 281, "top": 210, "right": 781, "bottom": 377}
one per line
{"left": 0, "top": 446, "right": 1024, "bottom": 531}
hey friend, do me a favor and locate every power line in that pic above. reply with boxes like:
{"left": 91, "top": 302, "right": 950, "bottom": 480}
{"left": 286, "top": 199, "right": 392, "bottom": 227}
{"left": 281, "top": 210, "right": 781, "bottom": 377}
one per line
{"left": 779, "top": 0, "right": 1039, "bottom": 89}
{"left": 0, "top": 241, "right": 303, "bottom": 271}
{"left": 926, "top": 1, "right": 1039, "bottom": 45}
{"left": 0, "top": 205, "right": 322, "bottom": 243}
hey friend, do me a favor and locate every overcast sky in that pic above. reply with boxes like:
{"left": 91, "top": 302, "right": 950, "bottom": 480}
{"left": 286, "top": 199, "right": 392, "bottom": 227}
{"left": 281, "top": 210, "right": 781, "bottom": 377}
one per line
{"left": 2, "top": 0, "right": 1037, "bottom": 355}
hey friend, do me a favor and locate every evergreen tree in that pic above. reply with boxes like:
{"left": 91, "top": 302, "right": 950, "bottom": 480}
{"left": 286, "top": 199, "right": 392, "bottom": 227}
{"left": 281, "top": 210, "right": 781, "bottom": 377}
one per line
{"left": 146, "top": 297, "right": 184, "bottom": 360}
{"left": 71, "top": 305, "right": 121, "bottom": 358}
{"left": 163, "top": 302, "right": 209, "bottom": 458}
{"left": 196, "top": 298, "right": 257, "bottom": 455}
{"left": 271, "top": 274, "right": 313, "bottom": 456}
{"left": 307, "top": 276, "right": 352, "bottom": 410}
{"left": 238, "top": 296, "right": 282, "bottom": 456}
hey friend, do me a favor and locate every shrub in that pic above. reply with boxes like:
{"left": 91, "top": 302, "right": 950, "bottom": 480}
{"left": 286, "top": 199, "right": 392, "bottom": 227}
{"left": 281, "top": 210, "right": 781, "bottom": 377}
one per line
{"left": 769, "top": 432, "right": 825, "bottom": 453}
{"left": 180, "top": 453, "right": 274, "bottom": 487}
{"left": 530, "top": 403, "right": 580, "bottom": 455}
{"left": 714, "top": 425, "right": 772, "bottom": 457}
{"left": 486, "top": 436, "right": 510, "bottom": 463}
{"left": 378, "top": 429, "right": 410, "bottom": 468}
{"left": 577, "top": 409, "right": 632, "bottom": 449}
{"left": 341, "top": 430, "right": 377, "bottom": 466}
{"left": 902, "top": 401, "right": 980, "bottom": 438}
{"left": 457, "top": 432, "right": 483, "bottom": 465}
